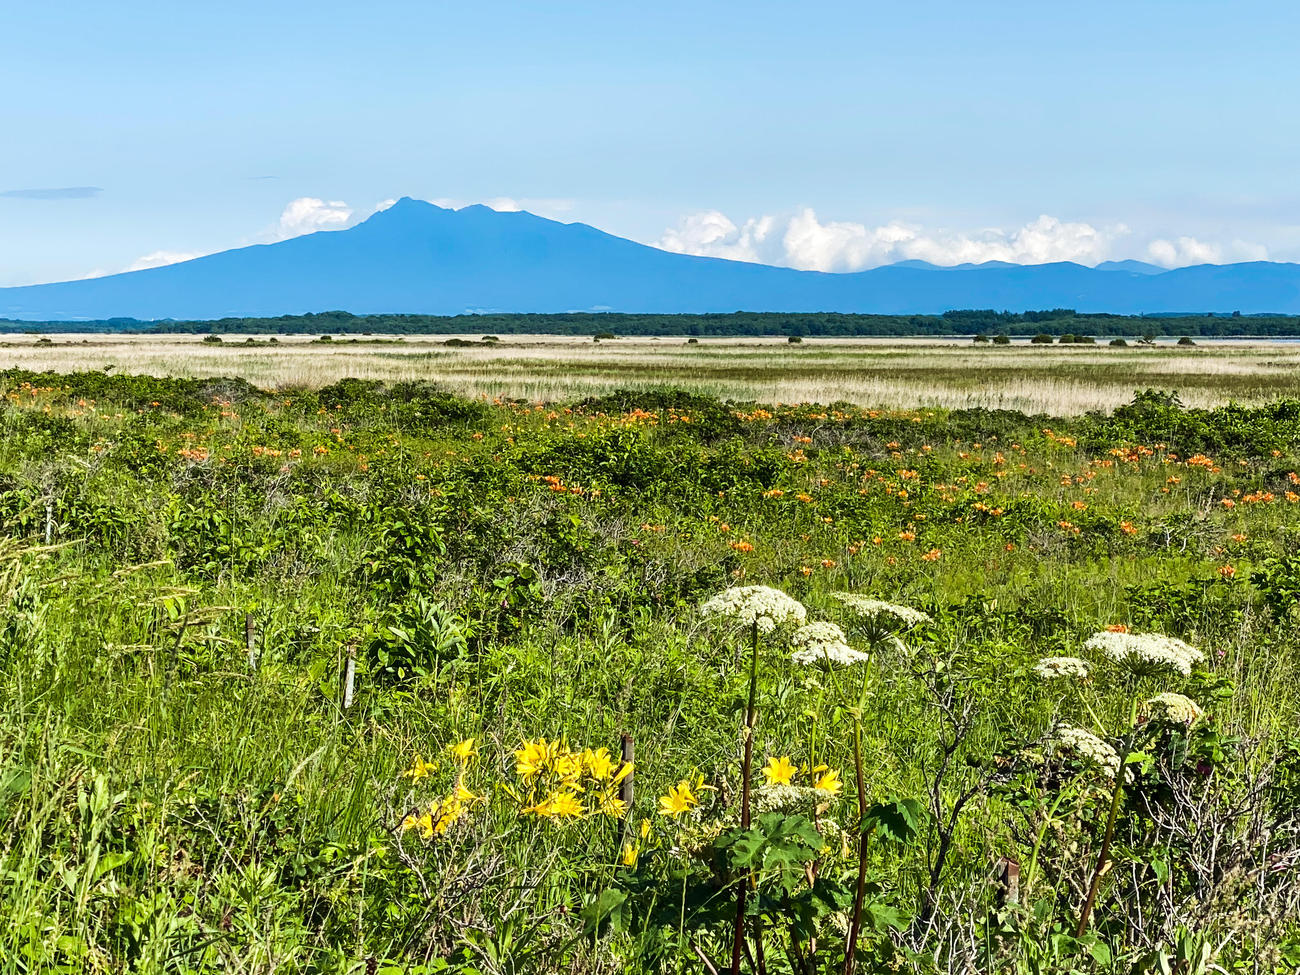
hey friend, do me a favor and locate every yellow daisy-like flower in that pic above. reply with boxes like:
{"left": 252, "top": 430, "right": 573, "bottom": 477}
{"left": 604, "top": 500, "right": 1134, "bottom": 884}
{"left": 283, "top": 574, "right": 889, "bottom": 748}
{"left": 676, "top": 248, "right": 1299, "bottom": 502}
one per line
{"left": 515, "top": 739, "right": 555, "bottom": 779}
{"left": 621, "top": 841, "right": 640, "bottom": 868}
{"left": 762, "top": 756, "right": 798, "bottom": 786}
{"left": 401, "top": 754, "right": 437, "bottom": 782}
{"left": 547, "top": 790, "right": 585, "bottom": 818}
{"left": 582, "top": 747, "right": 615, "bottom": 781}
{"left": 552, "top": 751, "right": 583, "bottom": 784}
{"left": 454, "top": 780, "right": 483, "bottom": 804}
{"left": 401, "top": 811, "right": 434, "bottom": 838}
{"left": 431, "top": 798, "right": 464, "bottom": 834}
{"left": 523, "top": 790, "right": 585, "bottom": 820}
{"left": 594, "top": 792, "right": 628, "bottom": 819}
{"left": 658, "top": 780, "right": 698, "bottom": 817}
{"left": 813, "top": 769, "right": 843, "bottom": 795}
{"left": 448, "top": 738, "right": 477, "bottom": 762}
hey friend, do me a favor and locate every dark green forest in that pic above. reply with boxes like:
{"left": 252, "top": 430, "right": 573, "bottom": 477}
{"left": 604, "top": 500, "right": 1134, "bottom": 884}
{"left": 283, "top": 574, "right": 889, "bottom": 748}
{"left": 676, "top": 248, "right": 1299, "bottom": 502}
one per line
{"left": 3, "top": 308, "right": 1300, "bottom": 338}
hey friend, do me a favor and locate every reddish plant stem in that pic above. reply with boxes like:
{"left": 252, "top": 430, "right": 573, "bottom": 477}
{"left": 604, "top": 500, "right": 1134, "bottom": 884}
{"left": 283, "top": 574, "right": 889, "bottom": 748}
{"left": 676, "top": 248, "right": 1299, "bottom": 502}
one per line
{"left": 731, "top": 621, "right": 760, "bottom": 975}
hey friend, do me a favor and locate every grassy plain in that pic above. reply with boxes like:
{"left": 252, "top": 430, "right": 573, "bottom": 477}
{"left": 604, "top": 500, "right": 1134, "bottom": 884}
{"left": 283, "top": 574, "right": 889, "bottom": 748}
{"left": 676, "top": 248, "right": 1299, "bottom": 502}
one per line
{"left": 1, "top": 369, "right": 1300, "bottom": 972}
{"left": 4, "top": 333, "right": 1300, "bottom": 412}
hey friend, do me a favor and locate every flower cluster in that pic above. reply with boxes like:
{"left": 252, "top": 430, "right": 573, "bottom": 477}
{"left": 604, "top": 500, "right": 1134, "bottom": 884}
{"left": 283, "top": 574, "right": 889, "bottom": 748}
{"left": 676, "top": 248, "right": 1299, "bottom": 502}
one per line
{"left": 1143, "top": 692, "right": 1205, "bottom": 725}
{"left": 762, "top": 755, "right": 841, "bottom": 793}
{"left": 752, "top": 756, "right": 842, "bottom": 812}
{"left": 400, "top": 738, "right": 483, "bottom": 839}
{"left": 1082, "top": 631, "right": 1204, "bottom": 676}
{"left": 1050, "top": 723, "right": 1121, "bottom": 777}
{"left": 790, "top": 621, "right": 869, "bottom": 667}
{"left": 513, "top": 739, "right": 632, "bottom": 821}
{"left": 831, "top": 594, "right": 931, "bottom": 630}
{"left": 700, "top": 585, "right": 807, "bottom": 634}
{"left": 1033, "top": 656, "right": 1091, "bottom": 681}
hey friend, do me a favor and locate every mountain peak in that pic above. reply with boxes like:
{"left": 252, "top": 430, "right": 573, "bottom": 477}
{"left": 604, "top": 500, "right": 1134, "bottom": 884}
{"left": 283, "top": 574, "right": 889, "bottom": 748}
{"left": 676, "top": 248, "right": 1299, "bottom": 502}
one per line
{"left": 4, "top": 201, "right": 1300, "bottom": 319}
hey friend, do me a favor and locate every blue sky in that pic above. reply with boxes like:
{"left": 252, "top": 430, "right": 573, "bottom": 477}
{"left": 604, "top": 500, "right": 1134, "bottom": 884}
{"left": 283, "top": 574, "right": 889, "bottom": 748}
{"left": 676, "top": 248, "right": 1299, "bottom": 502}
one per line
{"left": 3, "top": 0, "right": 1298, "bottom": 285}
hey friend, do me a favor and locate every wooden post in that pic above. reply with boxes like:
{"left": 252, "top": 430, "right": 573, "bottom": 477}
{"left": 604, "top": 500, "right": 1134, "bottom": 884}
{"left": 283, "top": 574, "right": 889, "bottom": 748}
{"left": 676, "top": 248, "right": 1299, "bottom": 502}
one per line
{"left": 993, "top": 857, "right": 1020, "bottom": 907}
{"left": 342, "top": 642, "right": 357, "bottom": 709}
{"left": 618, "top": 734, "right": 634, "bottom": 835}
{"left": 245, "top": 614, "right": 257, "bottom": 671}
{"left": 44, "top": 500, "right": 53, "bottom": 545}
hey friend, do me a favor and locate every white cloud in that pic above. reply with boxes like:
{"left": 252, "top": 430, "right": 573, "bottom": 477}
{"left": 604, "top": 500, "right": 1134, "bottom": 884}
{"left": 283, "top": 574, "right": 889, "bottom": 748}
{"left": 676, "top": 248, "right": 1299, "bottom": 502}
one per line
{"left": 654, "top": 207, "right": 1280, "bottom": 271}
{"left": 656, "top": 210, "right": 775, "bottom": 263}
{"left": 659, "top": 209, "right": 1125, "bottom": 271}
{"left": 275, "top": 197, "right": 354, "bottom": 239}
{"left": 1145, "top": 236, "right": 1268, "bottom": 267}
{"left": 429, "top": 195, "right": 575, "bottom": 217}
{"left": 79, "top": 249, "right": 203, "bottom": 278}
{"left": 127, "top": 250, "right": 201, "bottom": 271}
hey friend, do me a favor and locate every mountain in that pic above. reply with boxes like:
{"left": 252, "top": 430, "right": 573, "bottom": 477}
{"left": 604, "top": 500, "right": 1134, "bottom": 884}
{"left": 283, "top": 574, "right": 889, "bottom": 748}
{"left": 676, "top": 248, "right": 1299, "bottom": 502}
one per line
{"left": 1095, "top": 260, "right": 1166, "bottom": 275}
{"left": 4, "top": 197, "right": 1300, "bottom": 319}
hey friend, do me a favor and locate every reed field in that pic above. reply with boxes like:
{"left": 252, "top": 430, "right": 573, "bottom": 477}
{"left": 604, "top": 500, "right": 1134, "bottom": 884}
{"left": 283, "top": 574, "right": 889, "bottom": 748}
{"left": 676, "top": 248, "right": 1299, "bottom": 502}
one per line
{"left": 2, "top": 366, "right": 1300, "bottom": 973}
{"left": 4, "top": 333, "right": 1300, "bottom": 413}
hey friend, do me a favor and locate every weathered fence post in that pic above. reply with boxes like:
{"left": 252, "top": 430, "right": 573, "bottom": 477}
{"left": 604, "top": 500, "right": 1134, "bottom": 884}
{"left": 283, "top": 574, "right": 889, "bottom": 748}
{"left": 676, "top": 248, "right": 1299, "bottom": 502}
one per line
{"left": 44, "top": 500, "right": 53, "bottom": 545}
{"left": 342, "top": 641, "right": 357, "bottom": 709}
{"left": 245, "top": 613, "right": 257, "bottom": 671}
{"left": 618, "top": 733, "right": 634, "bottom": 835}
{"left": 993, "top": 857, "right": 1020, "bottom": 907}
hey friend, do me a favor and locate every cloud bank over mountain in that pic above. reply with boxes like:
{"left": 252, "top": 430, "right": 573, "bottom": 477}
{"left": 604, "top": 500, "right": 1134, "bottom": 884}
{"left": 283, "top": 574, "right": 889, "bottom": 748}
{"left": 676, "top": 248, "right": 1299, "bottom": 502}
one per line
{"left": 654, "top": 208, "right": 1269, "bottom": 272}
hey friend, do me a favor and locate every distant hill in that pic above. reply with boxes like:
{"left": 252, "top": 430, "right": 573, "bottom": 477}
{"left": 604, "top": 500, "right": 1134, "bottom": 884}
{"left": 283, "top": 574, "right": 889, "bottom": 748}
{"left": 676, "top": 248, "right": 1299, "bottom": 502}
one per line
{"left": 3, "top": 197, "right": 1300, "bottom": 319}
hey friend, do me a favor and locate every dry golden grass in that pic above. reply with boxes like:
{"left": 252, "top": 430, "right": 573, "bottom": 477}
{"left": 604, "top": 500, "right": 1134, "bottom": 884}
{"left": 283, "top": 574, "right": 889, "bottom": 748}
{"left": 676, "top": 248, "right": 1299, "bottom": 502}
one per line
{"left": 5, "top": 333, "right": 1300, "bottom": 413}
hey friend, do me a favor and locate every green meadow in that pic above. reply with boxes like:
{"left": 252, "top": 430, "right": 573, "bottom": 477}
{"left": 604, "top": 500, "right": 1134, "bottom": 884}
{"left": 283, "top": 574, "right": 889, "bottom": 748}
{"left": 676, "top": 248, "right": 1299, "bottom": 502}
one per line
{"left": 2, "top": 369, "right": 1299, "bottom": 973}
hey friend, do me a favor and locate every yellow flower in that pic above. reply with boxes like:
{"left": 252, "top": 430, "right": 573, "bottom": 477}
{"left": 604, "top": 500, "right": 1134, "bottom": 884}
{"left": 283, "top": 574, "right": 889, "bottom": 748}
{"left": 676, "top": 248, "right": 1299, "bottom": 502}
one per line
{"left": 454, "top": 780, "right": 483, "bottom": 804}
{"left": 401, "top": 812, "right": 434, "bottom": 838}
{"left": 431, "top": 798, "right": 464, "bottom": 834}
{"left": 401, "top": 754, "right": 437, "bottom": 781}
{"left": 549, "top": 791, "right": 585, "bottom": 818}
{"left": 813, "top": 769, "right": 843, "bottom": 795}
{"left": 640, "top": 818, "right": 652, "bottom": 839}
{"left": 658, "top": 780, "right": 698, "bottom": 817}
{"left": 594, "top": 792, "right": 628, "bottom": 819}
{"left": 523, "top": 790, "right": 585, "bottom": 820}
{"left": 552, "top": 750, "right": 583, "bottom": 784}
{"left": 621, "top": 841, "right": 640, "bottom": 868}
{"left": 515, "top": 739, "right": 556, "bottom": 778}
{"left": 448, "top": 738, "right": 477, "bottom": 762}
{"left": 762, "top": 756, "right": 798, "bottom": 786}
{"left": 582, "top": 747, "right": 615, "bottom": 781}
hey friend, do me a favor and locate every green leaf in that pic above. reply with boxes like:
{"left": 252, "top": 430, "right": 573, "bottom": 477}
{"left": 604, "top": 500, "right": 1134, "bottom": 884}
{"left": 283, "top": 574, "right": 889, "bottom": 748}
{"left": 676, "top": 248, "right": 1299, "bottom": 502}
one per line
{"left": 92, "top": 851, "right": 132, "bottom": 883}
{"left": 862, "top": 798, "right": 924, "bottom": 845}
{"left": 582, "top": 888, "right": 629, "bottom": 936}
{"left": 0, "top": 768, "right": 31, "bottom": 799}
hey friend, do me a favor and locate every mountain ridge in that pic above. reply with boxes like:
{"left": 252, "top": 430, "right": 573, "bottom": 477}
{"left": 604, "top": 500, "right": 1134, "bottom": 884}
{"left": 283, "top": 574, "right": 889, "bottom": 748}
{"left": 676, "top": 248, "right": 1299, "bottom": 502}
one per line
{"left": 4, "top": 197, "right": 1300, "bottom": 319}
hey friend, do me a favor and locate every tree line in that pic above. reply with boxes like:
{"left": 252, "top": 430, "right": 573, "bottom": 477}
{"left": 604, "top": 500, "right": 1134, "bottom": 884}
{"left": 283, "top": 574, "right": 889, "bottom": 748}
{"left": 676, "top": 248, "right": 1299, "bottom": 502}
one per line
{"left": 2, "top": 309, "right": 1300, "bottom": 337}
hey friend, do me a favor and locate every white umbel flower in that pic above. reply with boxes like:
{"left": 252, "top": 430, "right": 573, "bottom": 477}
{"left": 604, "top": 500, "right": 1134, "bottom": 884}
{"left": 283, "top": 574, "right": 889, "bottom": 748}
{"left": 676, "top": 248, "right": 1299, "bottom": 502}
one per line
{"left": 1143, "top": 692, "right": 1204, "bottom": 725}
{"left": 700, "top": 585, "right": 806, "bottom": 634}
{"left": 790, "top": 621, "right": 869, "bottom": 667}
{"left": 831, "top": 594, "right": 931, "bottom": 629}
{"left": 1082, "top": 631, "right": 1204, "bottom": 677}
{"left": 1051, "top": 723, "right": 1121, "bottom": 777}
{"left": 1033, "top": 656, "right": 1091, "bottom": 681}
{"left": 753, "top": 783, "right": 822, "bottom": 813}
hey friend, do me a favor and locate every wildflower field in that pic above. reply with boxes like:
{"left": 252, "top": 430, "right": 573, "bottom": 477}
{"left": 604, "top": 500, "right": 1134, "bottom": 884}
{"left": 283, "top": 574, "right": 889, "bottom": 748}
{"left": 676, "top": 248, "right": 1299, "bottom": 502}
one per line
{"left": 3, "top": 371, "right": 1300, "bottom": 973}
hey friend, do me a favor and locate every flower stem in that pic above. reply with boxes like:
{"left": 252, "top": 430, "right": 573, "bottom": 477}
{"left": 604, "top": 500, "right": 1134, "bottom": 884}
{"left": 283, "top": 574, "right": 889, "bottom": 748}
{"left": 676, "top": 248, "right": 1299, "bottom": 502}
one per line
{"left": 1074, "top": 699, "right": 1137, "bottom": 937}
{"left": 731, "top": 620, "right": 760, "bottom": 975}
{"left": 843, "top": 665, "right": 871, "bottom": 975}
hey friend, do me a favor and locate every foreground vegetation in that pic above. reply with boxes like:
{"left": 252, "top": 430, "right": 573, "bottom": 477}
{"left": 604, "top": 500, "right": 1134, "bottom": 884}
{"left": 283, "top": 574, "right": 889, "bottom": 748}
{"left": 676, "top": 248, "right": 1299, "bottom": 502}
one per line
{"left": 3, "top": 371, "right": 1300, "bottom": 973}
